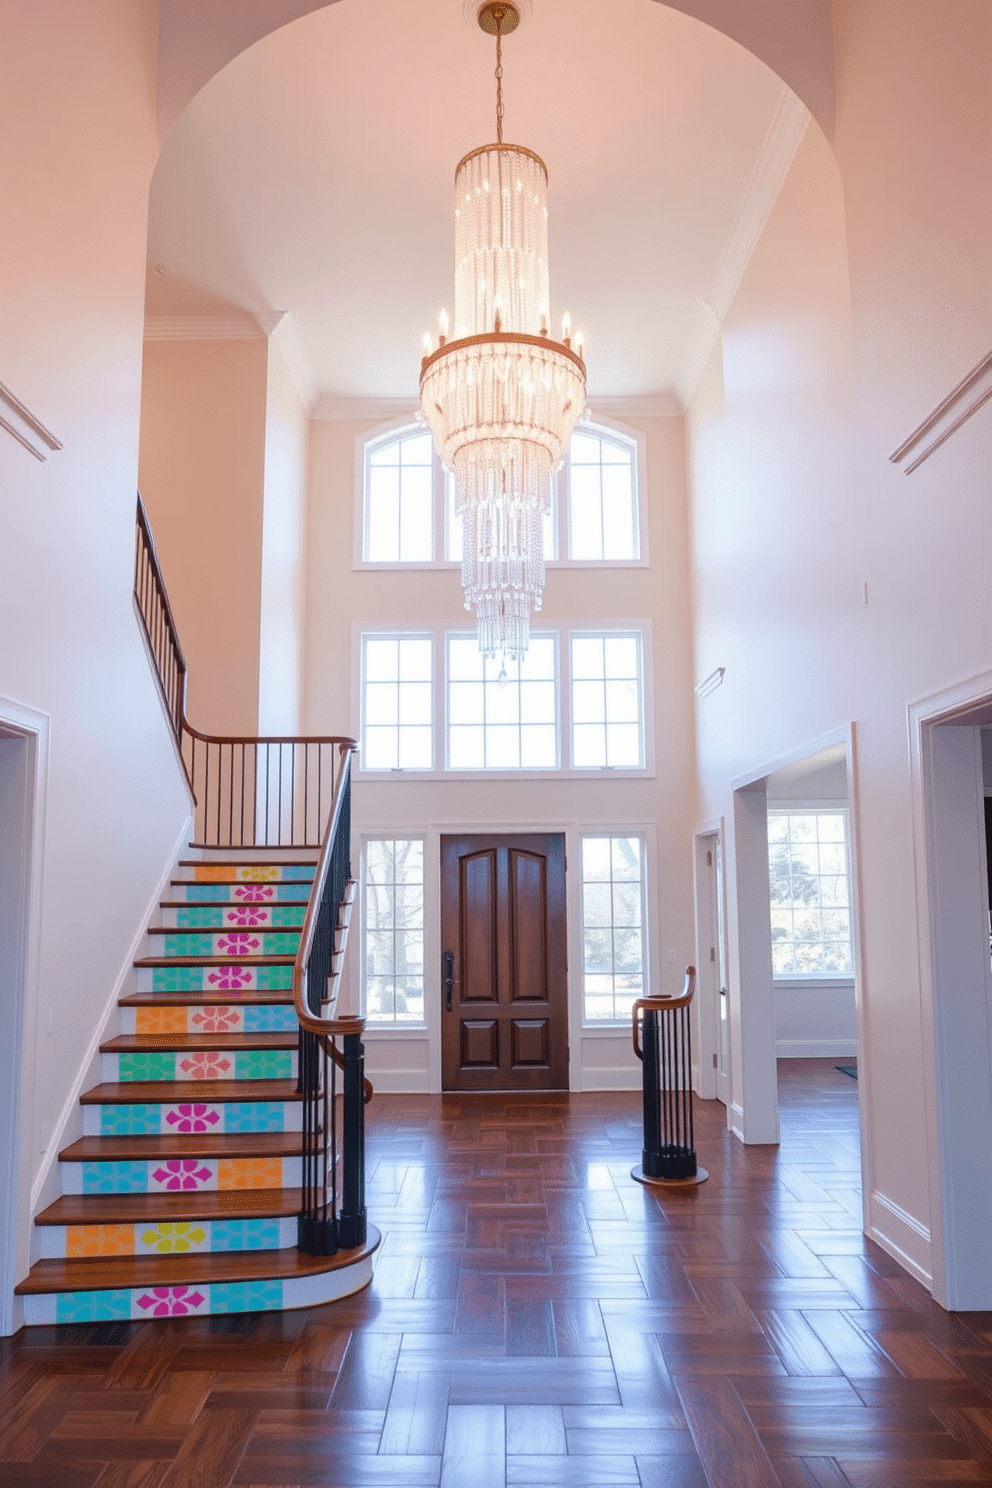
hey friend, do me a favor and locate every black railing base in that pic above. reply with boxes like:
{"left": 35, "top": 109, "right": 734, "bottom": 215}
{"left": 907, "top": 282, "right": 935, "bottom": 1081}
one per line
{"left": 632, "top": 1162, "right": 709, "bottom": 1189}
{"left": 642, "top": 1145, "right": 698, "bottom": 1181}
{"left": 337, "top": 1210, "right": 368, "bottom": 1249}
{"left": 297, "top": 1215, "right": 339, "bottom": 1256}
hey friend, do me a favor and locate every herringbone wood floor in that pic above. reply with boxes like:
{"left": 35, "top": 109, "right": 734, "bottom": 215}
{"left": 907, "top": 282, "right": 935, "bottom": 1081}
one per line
{"left": 4, "top": 1060, "right": 992, "bottom": 1487}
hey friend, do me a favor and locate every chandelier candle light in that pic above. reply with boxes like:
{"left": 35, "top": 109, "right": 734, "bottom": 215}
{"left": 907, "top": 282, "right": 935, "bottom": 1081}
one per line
{"left": 420, "top": 0, "right": 586, "bottom": 661}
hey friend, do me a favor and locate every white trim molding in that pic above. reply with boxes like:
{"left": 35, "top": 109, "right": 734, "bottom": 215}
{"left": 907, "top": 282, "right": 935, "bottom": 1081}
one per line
{"left": 0, "top": 380, "right": 62, "bottom": 462}
{"left": 890, "top": 349, "right": 992, "bottom": 475}
{"left": 868, "top": 1189, "right": 933, "bottom": 1291}
{"left": 143, "top": 314, "right": 264, "bottom": 341}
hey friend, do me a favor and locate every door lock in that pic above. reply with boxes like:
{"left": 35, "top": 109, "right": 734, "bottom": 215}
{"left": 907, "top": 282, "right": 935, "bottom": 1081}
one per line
{"left": 443, "top": 950, "right": 454, "bottom": 1013}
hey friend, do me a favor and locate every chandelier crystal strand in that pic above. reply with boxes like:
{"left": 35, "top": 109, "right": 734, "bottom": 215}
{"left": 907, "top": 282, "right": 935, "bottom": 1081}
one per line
{"left": 420, "top": 1, "right": 586, "bottom": 661}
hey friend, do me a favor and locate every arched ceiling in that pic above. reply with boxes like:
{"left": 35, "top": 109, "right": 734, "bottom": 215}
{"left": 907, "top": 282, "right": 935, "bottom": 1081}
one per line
{"left": 147, "top": 0, "right": 812, "bottom": 407}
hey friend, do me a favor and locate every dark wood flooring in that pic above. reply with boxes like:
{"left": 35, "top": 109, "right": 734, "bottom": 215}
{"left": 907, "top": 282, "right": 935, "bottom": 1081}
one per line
{"left": 5, "top": 1060, "right": 992, "bottom": 1486}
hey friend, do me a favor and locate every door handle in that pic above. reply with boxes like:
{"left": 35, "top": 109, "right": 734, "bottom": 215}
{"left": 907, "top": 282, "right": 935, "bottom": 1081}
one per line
{"left": 443, "top": 950, "right": 454, "bottom": 1013}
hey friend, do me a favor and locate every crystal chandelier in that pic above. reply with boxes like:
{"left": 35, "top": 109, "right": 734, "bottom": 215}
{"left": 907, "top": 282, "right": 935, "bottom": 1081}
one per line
{"left": 420, "top": 1, "right": 586, "bottom": 661}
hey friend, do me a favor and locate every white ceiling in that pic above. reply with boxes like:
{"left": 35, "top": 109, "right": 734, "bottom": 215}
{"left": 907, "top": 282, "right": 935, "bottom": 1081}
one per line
{"left": 146, "top": 0, "right": 800, "bottom": 407}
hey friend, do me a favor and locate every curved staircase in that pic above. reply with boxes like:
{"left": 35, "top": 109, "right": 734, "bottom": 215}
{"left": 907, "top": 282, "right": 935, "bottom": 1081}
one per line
{"left": 16, "top": 855, "right": 378, "bottom": 1325}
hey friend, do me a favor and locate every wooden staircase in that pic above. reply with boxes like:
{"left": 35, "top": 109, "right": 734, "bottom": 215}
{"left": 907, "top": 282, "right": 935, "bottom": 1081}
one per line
{"left": 16, "top": 855, "right": 378, "bottom": 1325}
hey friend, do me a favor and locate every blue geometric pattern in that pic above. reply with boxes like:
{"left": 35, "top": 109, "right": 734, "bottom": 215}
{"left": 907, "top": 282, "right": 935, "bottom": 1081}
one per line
{"left": 56, "top": 1289, "right": 133, "bottom": 1323}
{"left": 210, "top": 1280, "right": 283, "bottom": 1313}
{"left": 224, "top": 1101, "right": 284, "bottom": 1132}
{"left": 163, "top": 933, "right": 214, "bottom": 957}
{"left": 210, "top": 1219, "right": 280, "bottom": 1252}
{"left": 81, "top": 1161, "right": 148, "bottom": 1193}
{"left": 182, "top": 884, "right": 228, "bottom": 902}
{"left": 282, "top": 866, "right": 314, "bottom": 881}
{"left": 100, "top": 1104, "right": 160, "bottom": 1135}
{"left": 243, "top": 1004, "right": 297, "bottom": 1033}
{"left": 275, "top": 885, "right": 311, "bottom": 901}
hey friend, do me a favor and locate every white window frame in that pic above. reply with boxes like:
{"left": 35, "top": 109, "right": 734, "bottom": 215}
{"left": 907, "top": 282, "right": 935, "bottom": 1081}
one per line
{"left": 569, "top": 628, "right": 646, "bottom": 771}
{"left": 355, "top": 413, "right": 647, "bottom": 572}
{"left": 444, "top": 630, "right": 561, "bottom": 773}
{"left": 766, "top": 802, "right": 855, "bottom": 982}
{"left": 359, "top": 835, "right": 428, "bottom": 1028}
{"left": 358, "top": 630, "right": 435, "bottom": 773}
{"left": 578, "top": 831, "right": 650, "bottom": 1027}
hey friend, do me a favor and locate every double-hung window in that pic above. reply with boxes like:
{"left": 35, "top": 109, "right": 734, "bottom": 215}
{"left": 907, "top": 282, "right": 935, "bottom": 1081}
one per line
{"left": 566, "top": 426, "right": 640, "bottom": 561}
{"left": 362, "top": 839, "right": 425, "bottom": 1024}
{"left": 363, "top": 429, "right": 435, "bottom": 563}
{"left": 361, "top": 633, "right": 433, "bottom": 770}
{"left": 570, "top": 632, "right": 645, "bottom": 769}
{"left": 767, "top": 809, "right": 853, "bottom": 976}
{"left": 446, "top": 633, "right": 559, "bottom": 770}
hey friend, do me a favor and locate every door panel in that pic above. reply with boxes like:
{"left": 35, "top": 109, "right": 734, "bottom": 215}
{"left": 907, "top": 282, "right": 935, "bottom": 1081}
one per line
{"left": 441, "top": 833, "right": 568, "bottom": 1091}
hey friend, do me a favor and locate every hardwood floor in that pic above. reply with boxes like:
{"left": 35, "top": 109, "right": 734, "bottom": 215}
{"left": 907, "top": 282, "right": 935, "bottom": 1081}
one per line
{"left": 5, "top": 1060, "right": 992, "bottom": 1486}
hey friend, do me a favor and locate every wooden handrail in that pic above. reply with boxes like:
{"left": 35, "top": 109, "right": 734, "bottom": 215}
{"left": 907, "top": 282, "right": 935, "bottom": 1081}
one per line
{"left": 632, "top": 965, "right": 696, "bottom": 1061}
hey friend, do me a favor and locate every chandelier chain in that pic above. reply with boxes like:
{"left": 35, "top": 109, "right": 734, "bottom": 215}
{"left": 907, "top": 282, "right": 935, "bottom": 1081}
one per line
{"left": 495, "top": 10, "right": 504, "bottom": 144}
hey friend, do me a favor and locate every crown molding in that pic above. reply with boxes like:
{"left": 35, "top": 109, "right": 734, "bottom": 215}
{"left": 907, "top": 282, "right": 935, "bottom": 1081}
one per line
{"left": 586, "top": 392, "right": 683, "bottom": 419}
{"left": 0, "top": 379, "right": 62, "bottom": 462}
{"left": 143, "top": 314, "right": 264, "bottom": 341}
{"left": 678, "top": 85, "right": 810, "bottom": 408}
{"left": 890, "top": 349, "right": 992, "bottom": 475}
{"left": 312, "top": 394, "right": 422, "bottom": 421}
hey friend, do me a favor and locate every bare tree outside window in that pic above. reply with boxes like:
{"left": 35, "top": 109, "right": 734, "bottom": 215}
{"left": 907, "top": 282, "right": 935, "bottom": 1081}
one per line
{"left": 363, "top": 839, "right": 425, "bottom": 1023}
{"left": 767, "top": 811, "right": 853, "bottom": 976}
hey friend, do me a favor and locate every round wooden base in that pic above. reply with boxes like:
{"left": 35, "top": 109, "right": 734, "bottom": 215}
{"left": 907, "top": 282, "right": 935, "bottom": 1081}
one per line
{"left": 631, "top": 1165, "right": 709, "bottom": 1189}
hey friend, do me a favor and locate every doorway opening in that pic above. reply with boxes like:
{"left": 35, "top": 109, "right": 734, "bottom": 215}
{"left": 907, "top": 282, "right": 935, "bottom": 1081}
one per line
{"left": 439, "top": 832, "right": 568, "bottom": 1091}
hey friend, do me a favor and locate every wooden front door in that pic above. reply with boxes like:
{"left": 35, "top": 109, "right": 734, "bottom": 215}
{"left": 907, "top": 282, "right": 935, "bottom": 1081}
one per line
{"left": 440, "top": 833, "right": 568, "bottom": 1091}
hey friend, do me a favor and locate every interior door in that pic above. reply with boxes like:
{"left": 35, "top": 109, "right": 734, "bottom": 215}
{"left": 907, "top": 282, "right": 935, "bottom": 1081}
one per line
{"left": 440, "top": 833, "right": 568, "bottom": 1091}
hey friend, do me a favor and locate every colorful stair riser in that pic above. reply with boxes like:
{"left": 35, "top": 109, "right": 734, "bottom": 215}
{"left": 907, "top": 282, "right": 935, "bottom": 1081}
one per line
{"left": 138, "top": 964, "right": 293, "bottom": 993}
{"left": 173, "top": 883, "right": 311, "bottom": 904}
{"left": 101, "top": 1049, "right": 296, "bottom": 1082}
{"left": 120, "top": 1003, "right": 297, "bottom": 1035}
{"left": 176, "top": 865, "right": 315, "bottom": 883}
{"left": 61, "top": 1155, "right": 301, "bottom": 1195}
{"left": 21, "top": 1263, "right": 373, "bottom": 1326}
{"left": 83, "top": 1099, "right": 302, "bottom": 1137}
{"left": 39, "top": 1214, "right": 297, "bottom": 1259}
{"left": 149, "top": 930, "right": 300, "bottom": 957}
{"left": 159, "top": 904, "right": 306, "bottom": 928}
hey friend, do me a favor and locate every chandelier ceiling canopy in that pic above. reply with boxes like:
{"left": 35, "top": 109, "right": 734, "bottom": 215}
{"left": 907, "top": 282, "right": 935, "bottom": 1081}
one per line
{"left": 420, "top": 0, "right": 586, "bottom": 662}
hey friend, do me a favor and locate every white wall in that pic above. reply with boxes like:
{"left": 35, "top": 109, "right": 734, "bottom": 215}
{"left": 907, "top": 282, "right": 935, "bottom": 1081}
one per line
{"left": 0, "top": 0, "right": 193, "bottom": 1330}
{"left": 305, "top": 411, "right": 698, "bottom": 1092}
{"left": 689, "top": 0, "right": 992, "bottom": 1290}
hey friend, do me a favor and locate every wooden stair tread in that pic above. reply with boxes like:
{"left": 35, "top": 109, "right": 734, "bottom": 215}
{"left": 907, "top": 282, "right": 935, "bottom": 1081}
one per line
{"left": 15, "top": 1226, "right": 380, "bottom": 1294}
{"left": 36, "top": 1188, "right": 308, "bottom": 1225}
{"left": 80, "top": 1079, "right": 302, "bottom": 1105}
{"left": 133, "top": 954, "right": 295, "bottom": 967}
{"left": 146, "top": 925, "right": 300, "bottom": 937}
{"left": 177, "top": 858, "right": 317, "bottom": 867}
{"left": 101, "top": 1032, "right": 297, "bottom": 1052}
{"left": 60, "top": 1132, "right": 309, "bottom": 1161}
{"left": 158, "top": 899, "right": 307, "bottom": 910}
{"left": 118, "top": 991, "right": 292, "bottom": 1007}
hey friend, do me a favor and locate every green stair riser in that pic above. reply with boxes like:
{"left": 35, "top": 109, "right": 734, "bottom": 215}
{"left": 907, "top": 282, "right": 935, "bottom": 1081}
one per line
{"left": 102, "top": 1050, "right": 295, "bottom": 1083}
{"left": 83, "top": 1099, "right": 300, "bottom": 1137}
{"left": 141, "top": 965, "right": 294, "bottom": 993}
{"left": 154, "top": 931, "right": 300, "bottom": 958}
{"left": 162, "top": 905, "right": 306, "bottom": 929}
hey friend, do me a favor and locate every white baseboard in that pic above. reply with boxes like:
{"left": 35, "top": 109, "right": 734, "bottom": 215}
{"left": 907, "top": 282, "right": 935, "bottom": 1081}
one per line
{"left": 730, "top": 1101, "right": 745, "bottom": 1143}
{"left": 776, "top": 1040, "right": 858, "bottom": 1059}
{"left": 29, "top": 815, "right": 193, "bottom": 1216}
{"left": 579, "top": 1068, "right": 641, "bottom": 1092}
{"left": 365, "top": 1070, "right": 430, "bottom": 1094}
{"left": 868, "top": 1188, "right": 933, "bottom": 1291}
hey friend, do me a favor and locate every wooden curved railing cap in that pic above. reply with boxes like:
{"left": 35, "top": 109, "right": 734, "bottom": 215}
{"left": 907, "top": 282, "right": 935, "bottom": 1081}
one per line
{"left": 632, "top": 965, "right": 696, "bottom": 1061}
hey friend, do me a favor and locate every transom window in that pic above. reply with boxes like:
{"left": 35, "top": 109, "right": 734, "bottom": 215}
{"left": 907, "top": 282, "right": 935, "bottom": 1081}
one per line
{"left": 362, "top": 839, "right": 425, "bottom": 1025}
{"left": 580, "top": 835, "right": 647, "bottom": 1022}
{"left": 446, "top": 634, "right": 558, "bottom": 771}
{"left": 359, "top": 419, "right": 641, "bottom": 568}
{"left": 360, "top": 634, "right": 433, "bottom": 770}
{"left": 767, "top": 809, "right": 853, "bottom": 977}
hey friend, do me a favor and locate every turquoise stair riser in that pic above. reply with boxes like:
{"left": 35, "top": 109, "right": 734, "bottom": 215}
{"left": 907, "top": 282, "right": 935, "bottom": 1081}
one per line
{"left": 102, "top": 1050, "right": 296, "bottom": 1083}
{"left": 160, "top": 905, "right": 306, "bottom": 929}
{"left": 118, "top": 1005, "right": 297, "bottom": 1035}
{"left": 139, "top": 965, "right": 294, "bottom": 993}
{"left": 176, "top": 883, "right": 312, "bottom": 904}
{"left": 61, "top": 1155, "right": 302, "bottom": 1195}
{"left": 21, "top": 1261, "right": 374, "bottom": 1326}
{"left": 83, "top": 1100, "right": 301, "bottom": 1137}
{"left": 154, "top": 931, "right": 301, "bottom": 958}
{"left": 38, "top": 1216, "right": 296, "bottom": 1260}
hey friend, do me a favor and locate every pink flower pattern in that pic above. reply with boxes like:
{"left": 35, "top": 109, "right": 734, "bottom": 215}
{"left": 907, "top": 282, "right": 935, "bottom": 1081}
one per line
{"left": 235, "top": 885, "right": 274, "bottom": 902}
{"left": 165, "top": 1104, "right": 221, "bottom": 1134}
{"left": 216, "top": 932, "right": 260, "bottom": 956}
{"left": 191, "top": 1008, "right": 242, "bottom": 1033}
{"left": 152, "top": 1159, "right": 214, "bottom": 1191}
{"left": 137, "top": 1286, "right": 206, "bottom": 1317}
{"left": 179, "top": 1052, "right": 232, "bottom": 1079}
{"left": 207, "top": 966, "right": 252, "bottom": 991}
{"left": 225, "top": 906, "right": 268, "bottom": 927}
